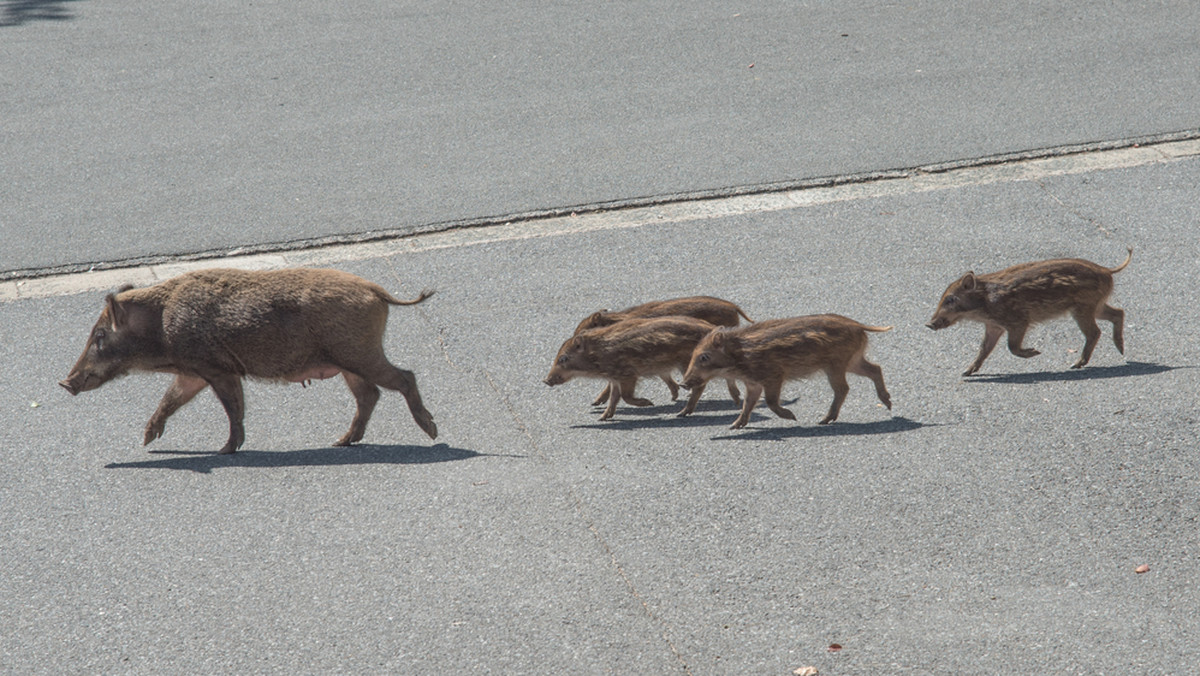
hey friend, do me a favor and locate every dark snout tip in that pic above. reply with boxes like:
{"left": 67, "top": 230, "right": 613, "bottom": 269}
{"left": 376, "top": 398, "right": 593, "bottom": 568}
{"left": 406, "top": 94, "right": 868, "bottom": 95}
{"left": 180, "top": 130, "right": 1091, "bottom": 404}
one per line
{"left": 58, "top": 380, "right": 79, "bottom": 396}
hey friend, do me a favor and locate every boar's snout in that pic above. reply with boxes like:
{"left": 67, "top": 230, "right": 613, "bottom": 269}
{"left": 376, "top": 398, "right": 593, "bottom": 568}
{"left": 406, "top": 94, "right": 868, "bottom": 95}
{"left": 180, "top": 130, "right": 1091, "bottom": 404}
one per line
{"left": 58, "top": 378, "right": 81, "bottom": 396}
{"left": 544, "top": 374, "right": 565, "bottom": 387}
{"left": 927, "top": 317, "right": 951, "bottom": 330}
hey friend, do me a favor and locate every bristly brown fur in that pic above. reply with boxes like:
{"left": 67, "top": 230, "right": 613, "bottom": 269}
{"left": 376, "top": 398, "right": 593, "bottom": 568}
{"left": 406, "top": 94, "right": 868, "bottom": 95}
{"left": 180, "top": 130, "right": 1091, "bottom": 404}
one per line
{"left": 59, "top": 268, "right": 437, "bottom": 454}
{"left": 927, "top": 248, "right": 1130, "bottom": 375}
{"left": 682, "top": 314, "right": 892, "bottom": 429}
{"left": 570, "top": 296, "right": 752, "bottom": 407}
{"left": 545, "top": 316, "right": 733, "bottom": 420}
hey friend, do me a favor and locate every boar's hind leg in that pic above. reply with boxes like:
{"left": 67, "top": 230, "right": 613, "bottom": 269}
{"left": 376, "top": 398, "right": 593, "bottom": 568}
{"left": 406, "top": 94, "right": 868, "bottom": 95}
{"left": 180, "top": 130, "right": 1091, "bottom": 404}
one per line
{"left": 335, "top": 373, "right": 380, "bottom": 447}
{"left": 761, "top": 380, "right": 795, "bottom": 422}
{"left": 143, "top": 374, "right": 209, "bottom": 446}
{"left": 356, "top": 361, "right": 438, "bottom": 440}
{"left": 965, "top": 323, "right": 1005, "bottom": 376}
{"left": 206, "top": 375, "right": 246, "bottom": 454}
{"left": 618, "top": 377, "right": 653, "bottom": 407}
{"left": 820, "top": 369, "right": 850, "bottom": 425}
{"left": 1070, "top": 307, "right": 1104, "bottom": 369}
{"left": 1101, "top": 303, "right": 1125, "bottom": 355}
{"left": 850, "top": 355, "right": 892, "bottom": 411}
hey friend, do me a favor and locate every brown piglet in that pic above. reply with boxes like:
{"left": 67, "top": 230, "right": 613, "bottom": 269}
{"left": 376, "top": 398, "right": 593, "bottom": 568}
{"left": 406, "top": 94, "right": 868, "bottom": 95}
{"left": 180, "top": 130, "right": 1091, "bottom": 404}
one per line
{"left": 681, "top": 315, "right": 892, "bottom": 429}
{"left": 59, "top": 268, "right": 438, "bottom": 454}
{"left": 573, "top": 296, "right": 752, "bottom": 406}
{"left": 545, "top": 316, "right": 722, "bottom": 420}
{"left": 926, "top": 248, "right": 1131, "bottom": 375}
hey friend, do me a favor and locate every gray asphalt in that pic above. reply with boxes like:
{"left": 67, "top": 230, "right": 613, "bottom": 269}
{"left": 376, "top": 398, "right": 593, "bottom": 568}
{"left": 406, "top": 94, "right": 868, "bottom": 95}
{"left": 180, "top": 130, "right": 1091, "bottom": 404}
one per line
{"left": 3, "top": 2, "right": 1200, "bottom": 675}
{"left": 3, "top": 1, "right": 1200, "bottom": 276}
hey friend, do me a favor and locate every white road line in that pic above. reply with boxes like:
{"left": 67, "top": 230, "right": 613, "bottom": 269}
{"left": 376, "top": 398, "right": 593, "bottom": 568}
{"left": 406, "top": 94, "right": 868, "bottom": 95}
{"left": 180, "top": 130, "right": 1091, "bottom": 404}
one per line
{"left": 4, "top": 139, "right": 1199, "bottom": 302}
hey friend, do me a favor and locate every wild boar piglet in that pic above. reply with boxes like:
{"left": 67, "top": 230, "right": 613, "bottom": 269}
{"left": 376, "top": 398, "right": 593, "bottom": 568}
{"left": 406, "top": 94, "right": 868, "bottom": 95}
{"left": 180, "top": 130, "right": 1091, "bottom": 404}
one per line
{"left": 573, "top": 296, "right": 752, "bottom": 407}
{"left": 545, "top": 316, "right": 724, "bottom": 421}
{"left": 59, "top": 268, "right": 438, "bottom": 454}
{"left": 682, "top": 314, "right": 892, "bottom": 429}
{"left": 927, "top": 248, "right": 1131, "bottom": 375}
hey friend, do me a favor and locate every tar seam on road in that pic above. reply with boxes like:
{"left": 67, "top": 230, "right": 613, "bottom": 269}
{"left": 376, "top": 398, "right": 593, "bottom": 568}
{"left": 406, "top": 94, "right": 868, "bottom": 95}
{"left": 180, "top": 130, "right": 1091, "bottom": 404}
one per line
{"left": 4, "top": 132, "right": 1199, "bottom": 302}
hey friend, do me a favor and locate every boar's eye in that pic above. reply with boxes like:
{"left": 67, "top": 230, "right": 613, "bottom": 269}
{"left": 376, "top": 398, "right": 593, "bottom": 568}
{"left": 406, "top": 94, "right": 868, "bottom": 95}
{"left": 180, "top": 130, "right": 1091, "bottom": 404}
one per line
{"left": 92, "top": 328, "right": 107, "bottom": 351}
{"left": 556, "top": 355, "right": 569, "bottom": 365}
{"left": 943, "top": 296, "right": 957, "bottom": 307}
{"left": 697, "top": 353, "right": 710, "bottom": 364}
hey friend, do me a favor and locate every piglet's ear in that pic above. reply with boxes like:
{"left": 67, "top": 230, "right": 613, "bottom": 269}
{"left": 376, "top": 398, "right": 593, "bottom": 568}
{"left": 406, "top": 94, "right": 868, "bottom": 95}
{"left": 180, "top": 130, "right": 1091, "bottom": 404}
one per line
{"left": 960, "top": 272, "right": 977, "bottom": 291}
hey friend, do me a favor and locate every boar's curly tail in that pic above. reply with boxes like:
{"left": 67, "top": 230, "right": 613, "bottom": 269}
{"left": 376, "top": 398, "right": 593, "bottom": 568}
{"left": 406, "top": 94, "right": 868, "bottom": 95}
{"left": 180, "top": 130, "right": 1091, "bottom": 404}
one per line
{"left": 1108, "top": 247, "right": 1133, "bottom": 274}
{"left": 379, "top": 288, "right": 435, "bottom": 306}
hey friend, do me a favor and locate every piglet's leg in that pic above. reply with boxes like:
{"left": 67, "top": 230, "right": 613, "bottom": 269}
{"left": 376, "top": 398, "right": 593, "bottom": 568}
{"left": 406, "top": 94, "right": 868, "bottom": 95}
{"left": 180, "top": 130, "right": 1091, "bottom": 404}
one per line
{"left": 660, "top": 376, "right": 680, "bottom": 401}
{"left": 143, "top": 374, "right": 209, "bottom": 446}
{"left": 730, "top": 383, "right": 762, "bottom": 429}
{"left": 206, "top": 374, "right": 246, "bottom": 454}
{"left": 335, "top": 372, "right": 380, "bottom": 446}
{"left": 677, "top": 381, "right": 706, "bottom": 417}
{"left": 619, "top": 377, "right": 653, "bottom": 407}
{"left": 1100, "top": 304, "right": 1125, "bottom": 355}
{"left": 600, "top": 380, "right": 622, "bottom": 421}
{"left": 820, "top": 370, "right": 850, "bottom": 425}
{"left": 591, "top": 385, "right": 611, "bottom": 406}
{"left": 964, "top": 323, "right": 1005, "bottom": 376}
{"left": 725, "top": 378, "right": 743, "bottom": 406}
{"left": 763, "top": 380, "right": 796, "bottom": 422}
{"left": 851, "top": 356, "right": 892, "bottom": 410}
{"left": 1005, "top": 323, "right": 1040, "bottom": 359}
{"left": 1069, "top": 308, "right": 1103, "bottom": 368}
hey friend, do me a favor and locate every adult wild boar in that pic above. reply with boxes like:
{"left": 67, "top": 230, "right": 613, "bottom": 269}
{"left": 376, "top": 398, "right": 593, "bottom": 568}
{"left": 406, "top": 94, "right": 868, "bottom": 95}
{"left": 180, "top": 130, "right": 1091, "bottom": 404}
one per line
{"left": 60, "top": 268, "right": 438, "bottom": 454}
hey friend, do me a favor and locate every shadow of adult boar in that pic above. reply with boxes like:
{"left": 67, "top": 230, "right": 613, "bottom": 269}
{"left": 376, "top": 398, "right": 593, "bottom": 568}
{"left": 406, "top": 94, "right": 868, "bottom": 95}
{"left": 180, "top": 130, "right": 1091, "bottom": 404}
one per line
{"left": 60, "top": 268, "right": 438, "bottom": 454}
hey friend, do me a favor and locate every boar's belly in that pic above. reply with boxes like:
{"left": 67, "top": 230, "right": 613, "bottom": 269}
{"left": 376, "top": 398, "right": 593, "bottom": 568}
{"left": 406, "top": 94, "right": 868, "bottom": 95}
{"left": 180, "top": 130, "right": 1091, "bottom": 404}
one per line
{"left": 283, "top": 365, "right": 343, "bottom": 383}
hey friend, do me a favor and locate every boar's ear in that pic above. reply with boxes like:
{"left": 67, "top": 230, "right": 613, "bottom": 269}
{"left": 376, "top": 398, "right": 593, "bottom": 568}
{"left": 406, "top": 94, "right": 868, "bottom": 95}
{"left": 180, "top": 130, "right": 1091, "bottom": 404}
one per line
{"left": 104, "top": 286, "right": 133, "bottom": 329}
{"left": 105, "top": 285, "right": 153, "bottom": 333}
{"left": 959, "top": 272, "right": 977, "bottom": 291}
{"left": 707, "top": 328, "right": 726, "bottom": 348}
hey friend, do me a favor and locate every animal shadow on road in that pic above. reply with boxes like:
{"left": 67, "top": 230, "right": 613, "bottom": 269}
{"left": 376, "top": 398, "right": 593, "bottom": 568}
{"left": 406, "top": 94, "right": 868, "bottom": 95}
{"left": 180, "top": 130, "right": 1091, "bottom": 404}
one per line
{"left": 1, "top": 0, "right": 81, "bottom": 27}
{"left": 571, "top": 398, "right": 747, "bottom": 431}
{"left": 711, "top": 415, "right": 929, "bottom": 441}
{"left": 963, "top": 360, "right": 1178, "bottom": 384}
{"left": 105, "top": 443, "right": 502, "bottom": 473}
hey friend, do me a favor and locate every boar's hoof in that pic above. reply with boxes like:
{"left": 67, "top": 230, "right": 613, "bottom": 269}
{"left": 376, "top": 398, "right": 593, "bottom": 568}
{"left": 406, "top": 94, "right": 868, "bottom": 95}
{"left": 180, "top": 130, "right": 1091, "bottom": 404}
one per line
{"left": 414, "top": 411, "right": 438, "bottom": 440}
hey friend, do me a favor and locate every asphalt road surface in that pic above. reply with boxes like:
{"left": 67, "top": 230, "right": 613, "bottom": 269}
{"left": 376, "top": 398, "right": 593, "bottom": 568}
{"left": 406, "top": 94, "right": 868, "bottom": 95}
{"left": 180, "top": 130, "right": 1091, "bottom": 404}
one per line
{"left": 2, "top": 1, "right": 1199, "bottom": 276}
{"left": 2, "top": 2, "right": 1199, "bottom": 675}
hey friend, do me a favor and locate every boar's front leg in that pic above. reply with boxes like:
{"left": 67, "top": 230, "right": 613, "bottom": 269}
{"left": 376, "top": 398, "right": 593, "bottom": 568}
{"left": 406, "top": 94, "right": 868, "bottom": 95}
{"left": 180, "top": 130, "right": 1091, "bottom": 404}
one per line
{"left": 730, "top": 382, "right": 763, "bottom": 429}
{"left": 1004, "top": 322, "right": 1040, "bottom": 360}
{"left": 206, "top": 374, "right": 246, "bottom": 454}
{"left": 964, "top": 323, "right": 1005, "bottom": 376}
{"left": 143, "top": 374, "right": 210, "bottom": 446}
{"left": 677, "top": 380, "right": 707, "bottom": 417}
{"left": 725, "top": 379, "right": 743, "bottom": 406}
{"left": 335, "top": 372, "right": 380, "bottom": 447}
